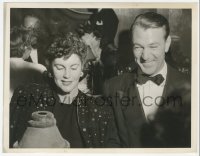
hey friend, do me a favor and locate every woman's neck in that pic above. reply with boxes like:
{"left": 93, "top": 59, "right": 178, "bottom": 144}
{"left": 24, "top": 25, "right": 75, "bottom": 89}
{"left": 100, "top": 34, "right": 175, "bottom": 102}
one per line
{"left": 58, "top": 88, "right": 79, "bottom": 104}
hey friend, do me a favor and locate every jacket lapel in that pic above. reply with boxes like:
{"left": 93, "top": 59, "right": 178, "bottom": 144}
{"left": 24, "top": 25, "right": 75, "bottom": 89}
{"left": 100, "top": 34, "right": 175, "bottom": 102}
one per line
{"left": 120, "top": 82, "right": 146, "bottom": 147}
{"left": 109, "top": 89, "right": 128, "bottom": 147}
{"left": 162, "top": 65, "right": 177, "bottom": 105}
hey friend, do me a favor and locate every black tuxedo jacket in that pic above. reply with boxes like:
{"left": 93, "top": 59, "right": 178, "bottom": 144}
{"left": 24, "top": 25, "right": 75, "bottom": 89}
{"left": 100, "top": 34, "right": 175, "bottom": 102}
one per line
{"left": 103, "top": 64, "right": 191, "bottom": 147}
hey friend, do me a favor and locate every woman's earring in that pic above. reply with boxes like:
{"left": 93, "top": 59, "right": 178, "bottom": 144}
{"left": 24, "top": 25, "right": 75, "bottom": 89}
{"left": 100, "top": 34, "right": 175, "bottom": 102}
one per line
{"left": 48, "top": 71, "right": 53, "bottom": 78}
{"left": 80, "top": 72, "right": 84, "bottom": 77}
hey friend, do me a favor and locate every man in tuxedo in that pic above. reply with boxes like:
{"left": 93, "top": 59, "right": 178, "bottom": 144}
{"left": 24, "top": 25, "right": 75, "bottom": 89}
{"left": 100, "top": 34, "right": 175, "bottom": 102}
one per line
{"left": 23, "top": 15, "right": 48, "bottom": 65}
{"left": 103, "top": 12, "right": 191, "bottom": 147}
{"left": 23, "top": 15, "right": 40, "bottom": 63}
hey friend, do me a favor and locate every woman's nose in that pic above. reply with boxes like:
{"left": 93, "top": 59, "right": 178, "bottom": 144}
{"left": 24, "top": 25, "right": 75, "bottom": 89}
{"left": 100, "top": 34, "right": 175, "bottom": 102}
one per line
{"left": 63, "top": 69, "right": 70, "bottom": 78}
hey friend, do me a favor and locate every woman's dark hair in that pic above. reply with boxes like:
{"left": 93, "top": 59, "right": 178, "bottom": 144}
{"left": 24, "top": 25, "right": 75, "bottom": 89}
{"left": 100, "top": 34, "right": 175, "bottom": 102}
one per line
{"left": 45, "top": 32, "right": 88, "bottom": 69}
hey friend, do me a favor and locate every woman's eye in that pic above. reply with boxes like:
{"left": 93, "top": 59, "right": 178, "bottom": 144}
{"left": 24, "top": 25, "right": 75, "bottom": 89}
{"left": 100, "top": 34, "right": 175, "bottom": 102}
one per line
{"left": 71, "top": 67, "right": 77, "bottom": 70}
{"left": 71, "top": 65, "right": 78, "bottom": 70}
{"left": 56, "top": 65, "right": 64, "bottom": 70}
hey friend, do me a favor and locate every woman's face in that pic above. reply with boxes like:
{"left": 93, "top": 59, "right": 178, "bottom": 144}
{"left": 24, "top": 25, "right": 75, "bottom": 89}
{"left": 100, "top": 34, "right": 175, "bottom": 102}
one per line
{"left": 51, "top": 54, "right": 83, "bottom": 94}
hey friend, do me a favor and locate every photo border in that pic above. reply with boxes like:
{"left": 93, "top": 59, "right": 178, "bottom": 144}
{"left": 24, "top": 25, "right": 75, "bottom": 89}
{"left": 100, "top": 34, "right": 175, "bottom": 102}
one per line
{"left": 3, "top": 2, "right": 199, "bottom": 153}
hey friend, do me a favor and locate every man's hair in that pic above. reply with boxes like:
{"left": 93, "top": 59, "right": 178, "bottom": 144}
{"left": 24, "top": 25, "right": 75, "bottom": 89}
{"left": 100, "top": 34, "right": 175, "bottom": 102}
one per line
{"left": 131, "top": 12, "right": 170, "bottom": 39}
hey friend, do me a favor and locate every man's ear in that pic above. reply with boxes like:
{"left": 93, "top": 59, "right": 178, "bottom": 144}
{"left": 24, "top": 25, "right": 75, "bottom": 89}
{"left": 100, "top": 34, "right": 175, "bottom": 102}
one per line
{"left": 165, "top": 35, "right": 171, "bottom": 53}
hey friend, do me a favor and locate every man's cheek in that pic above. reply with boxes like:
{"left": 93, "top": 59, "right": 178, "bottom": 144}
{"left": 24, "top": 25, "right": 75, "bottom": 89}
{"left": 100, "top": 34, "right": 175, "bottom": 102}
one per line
{"left": 136, "top": 57, "right": 141, "bottom": 63}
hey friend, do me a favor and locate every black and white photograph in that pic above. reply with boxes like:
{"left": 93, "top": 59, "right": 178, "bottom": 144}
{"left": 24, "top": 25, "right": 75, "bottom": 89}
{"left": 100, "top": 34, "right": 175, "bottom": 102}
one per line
{"left": 3, "top": 2, "right": 198, "bottom": 153}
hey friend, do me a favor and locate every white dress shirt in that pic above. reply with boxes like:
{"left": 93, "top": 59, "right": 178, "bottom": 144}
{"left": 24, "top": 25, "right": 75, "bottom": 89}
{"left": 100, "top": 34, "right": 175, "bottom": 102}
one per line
{"left": 136, "top": 62, "right": 167, "bottom": 121}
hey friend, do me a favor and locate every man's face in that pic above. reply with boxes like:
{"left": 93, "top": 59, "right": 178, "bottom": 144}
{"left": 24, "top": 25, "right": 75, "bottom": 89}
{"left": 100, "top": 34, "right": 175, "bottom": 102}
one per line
{"left": 132, "top": 26, "right": 171, "bottom": 76}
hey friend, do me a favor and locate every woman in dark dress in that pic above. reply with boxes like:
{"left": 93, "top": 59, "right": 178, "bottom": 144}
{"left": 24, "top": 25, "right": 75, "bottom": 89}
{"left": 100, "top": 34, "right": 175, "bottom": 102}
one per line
{"left": 9, "top": 32, "right": 120, "bottom": 148}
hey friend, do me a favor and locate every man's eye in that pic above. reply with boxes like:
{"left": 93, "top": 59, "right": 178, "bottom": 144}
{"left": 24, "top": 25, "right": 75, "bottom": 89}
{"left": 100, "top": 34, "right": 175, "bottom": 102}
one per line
{"left": 150, "top": 46, "right": 158, "bottom": 49}
{"left": 134, "top": 46, "right": 143, "bottom": 51}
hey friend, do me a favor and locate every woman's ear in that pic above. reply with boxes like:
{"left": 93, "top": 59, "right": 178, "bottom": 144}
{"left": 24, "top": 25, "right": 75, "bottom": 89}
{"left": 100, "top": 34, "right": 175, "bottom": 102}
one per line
{"left": 44, "top": 59, "right": 53, "bottom": 77}
{"left": 165, "top": 35, "right": 171, "bottom": 53}
{"left": 45, "top": 59, "right": 51, "bottom": 70}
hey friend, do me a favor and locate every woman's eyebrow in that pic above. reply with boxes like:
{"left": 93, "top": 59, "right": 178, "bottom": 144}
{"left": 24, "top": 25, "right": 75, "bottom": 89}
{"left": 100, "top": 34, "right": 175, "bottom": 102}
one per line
{"left": 54, "top": 64, "right": 65, "bottom": 67}
{"left": 133, "top": 43, "right": 142, "bottom": 47}
{"left": 70, "top": 64, "right": 79, "bottom": 67}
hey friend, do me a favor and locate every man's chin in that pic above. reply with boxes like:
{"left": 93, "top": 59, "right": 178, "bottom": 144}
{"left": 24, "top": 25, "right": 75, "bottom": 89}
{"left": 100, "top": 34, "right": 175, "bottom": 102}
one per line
{"left": 141, "top": 67, "right": 155, "bottom": 76}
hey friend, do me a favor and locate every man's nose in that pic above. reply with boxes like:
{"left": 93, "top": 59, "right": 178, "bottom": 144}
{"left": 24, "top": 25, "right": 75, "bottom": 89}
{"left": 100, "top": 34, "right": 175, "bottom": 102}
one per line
{"left": 141, "top": 48, "right": 149, "bottom": 61}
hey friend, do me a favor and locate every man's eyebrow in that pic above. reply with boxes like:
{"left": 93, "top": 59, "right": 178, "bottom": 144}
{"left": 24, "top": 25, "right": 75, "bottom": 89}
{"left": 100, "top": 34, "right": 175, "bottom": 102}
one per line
{"left": 148, "top": 42, "right": 160, "bottom": 46}
{"left": 133, "top": 43, "right": 143, "bottom": 46}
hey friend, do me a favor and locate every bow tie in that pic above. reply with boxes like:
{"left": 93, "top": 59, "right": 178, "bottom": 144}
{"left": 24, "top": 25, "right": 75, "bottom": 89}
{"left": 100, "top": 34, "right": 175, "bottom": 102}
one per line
{"left": 136, "top": 73, "right": 164, "bottom": 85}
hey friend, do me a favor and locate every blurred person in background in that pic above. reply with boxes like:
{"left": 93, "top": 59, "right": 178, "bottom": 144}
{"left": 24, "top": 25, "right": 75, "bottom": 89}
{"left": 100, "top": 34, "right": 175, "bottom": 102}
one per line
{"left": 10, "top": 26, "right": 46, "bottom": 99}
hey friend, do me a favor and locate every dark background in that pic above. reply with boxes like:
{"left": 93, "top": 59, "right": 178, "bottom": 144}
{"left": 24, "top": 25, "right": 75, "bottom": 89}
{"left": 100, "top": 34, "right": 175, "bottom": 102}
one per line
{"left": 10, "top": 8, "right": 191, "bottom": 75}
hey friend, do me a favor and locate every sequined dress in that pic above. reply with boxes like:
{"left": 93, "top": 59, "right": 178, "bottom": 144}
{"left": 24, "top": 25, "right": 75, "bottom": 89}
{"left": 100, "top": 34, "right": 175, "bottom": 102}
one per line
{"left": 10, "top": 83, "right": 120, "bottom": 148}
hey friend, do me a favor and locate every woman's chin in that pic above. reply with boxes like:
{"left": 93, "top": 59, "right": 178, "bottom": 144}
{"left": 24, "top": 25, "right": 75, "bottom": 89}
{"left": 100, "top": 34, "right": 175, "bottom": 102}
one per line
{"left": 59, "top": 88, "right": 72, "bottom": 94}
{"left": 59, "top": 87, "right": 78, "bottom": 95}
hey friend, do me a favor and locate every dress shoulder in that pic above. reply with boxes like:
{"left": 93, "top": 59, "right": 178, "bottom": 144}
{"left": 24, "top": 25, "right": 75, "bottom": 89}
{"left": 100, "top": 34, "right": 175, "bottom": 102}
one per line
{"left": 11, "top": 83, "right": 54, "bottom": 99}
{"left": 10, "top": 82, "right": 58, "bottom": 111}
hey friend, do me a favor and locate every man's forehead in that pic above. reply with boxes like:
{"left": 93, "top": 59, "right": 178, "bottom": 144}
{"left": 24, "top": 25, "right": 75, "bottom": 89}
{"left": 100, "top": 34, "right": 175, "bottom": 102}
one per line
{"left": 132, "top": 26, "right": 167, "bottom": 39}
{"left": 133, "top": 25, "right": 166, "bottom": 33}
